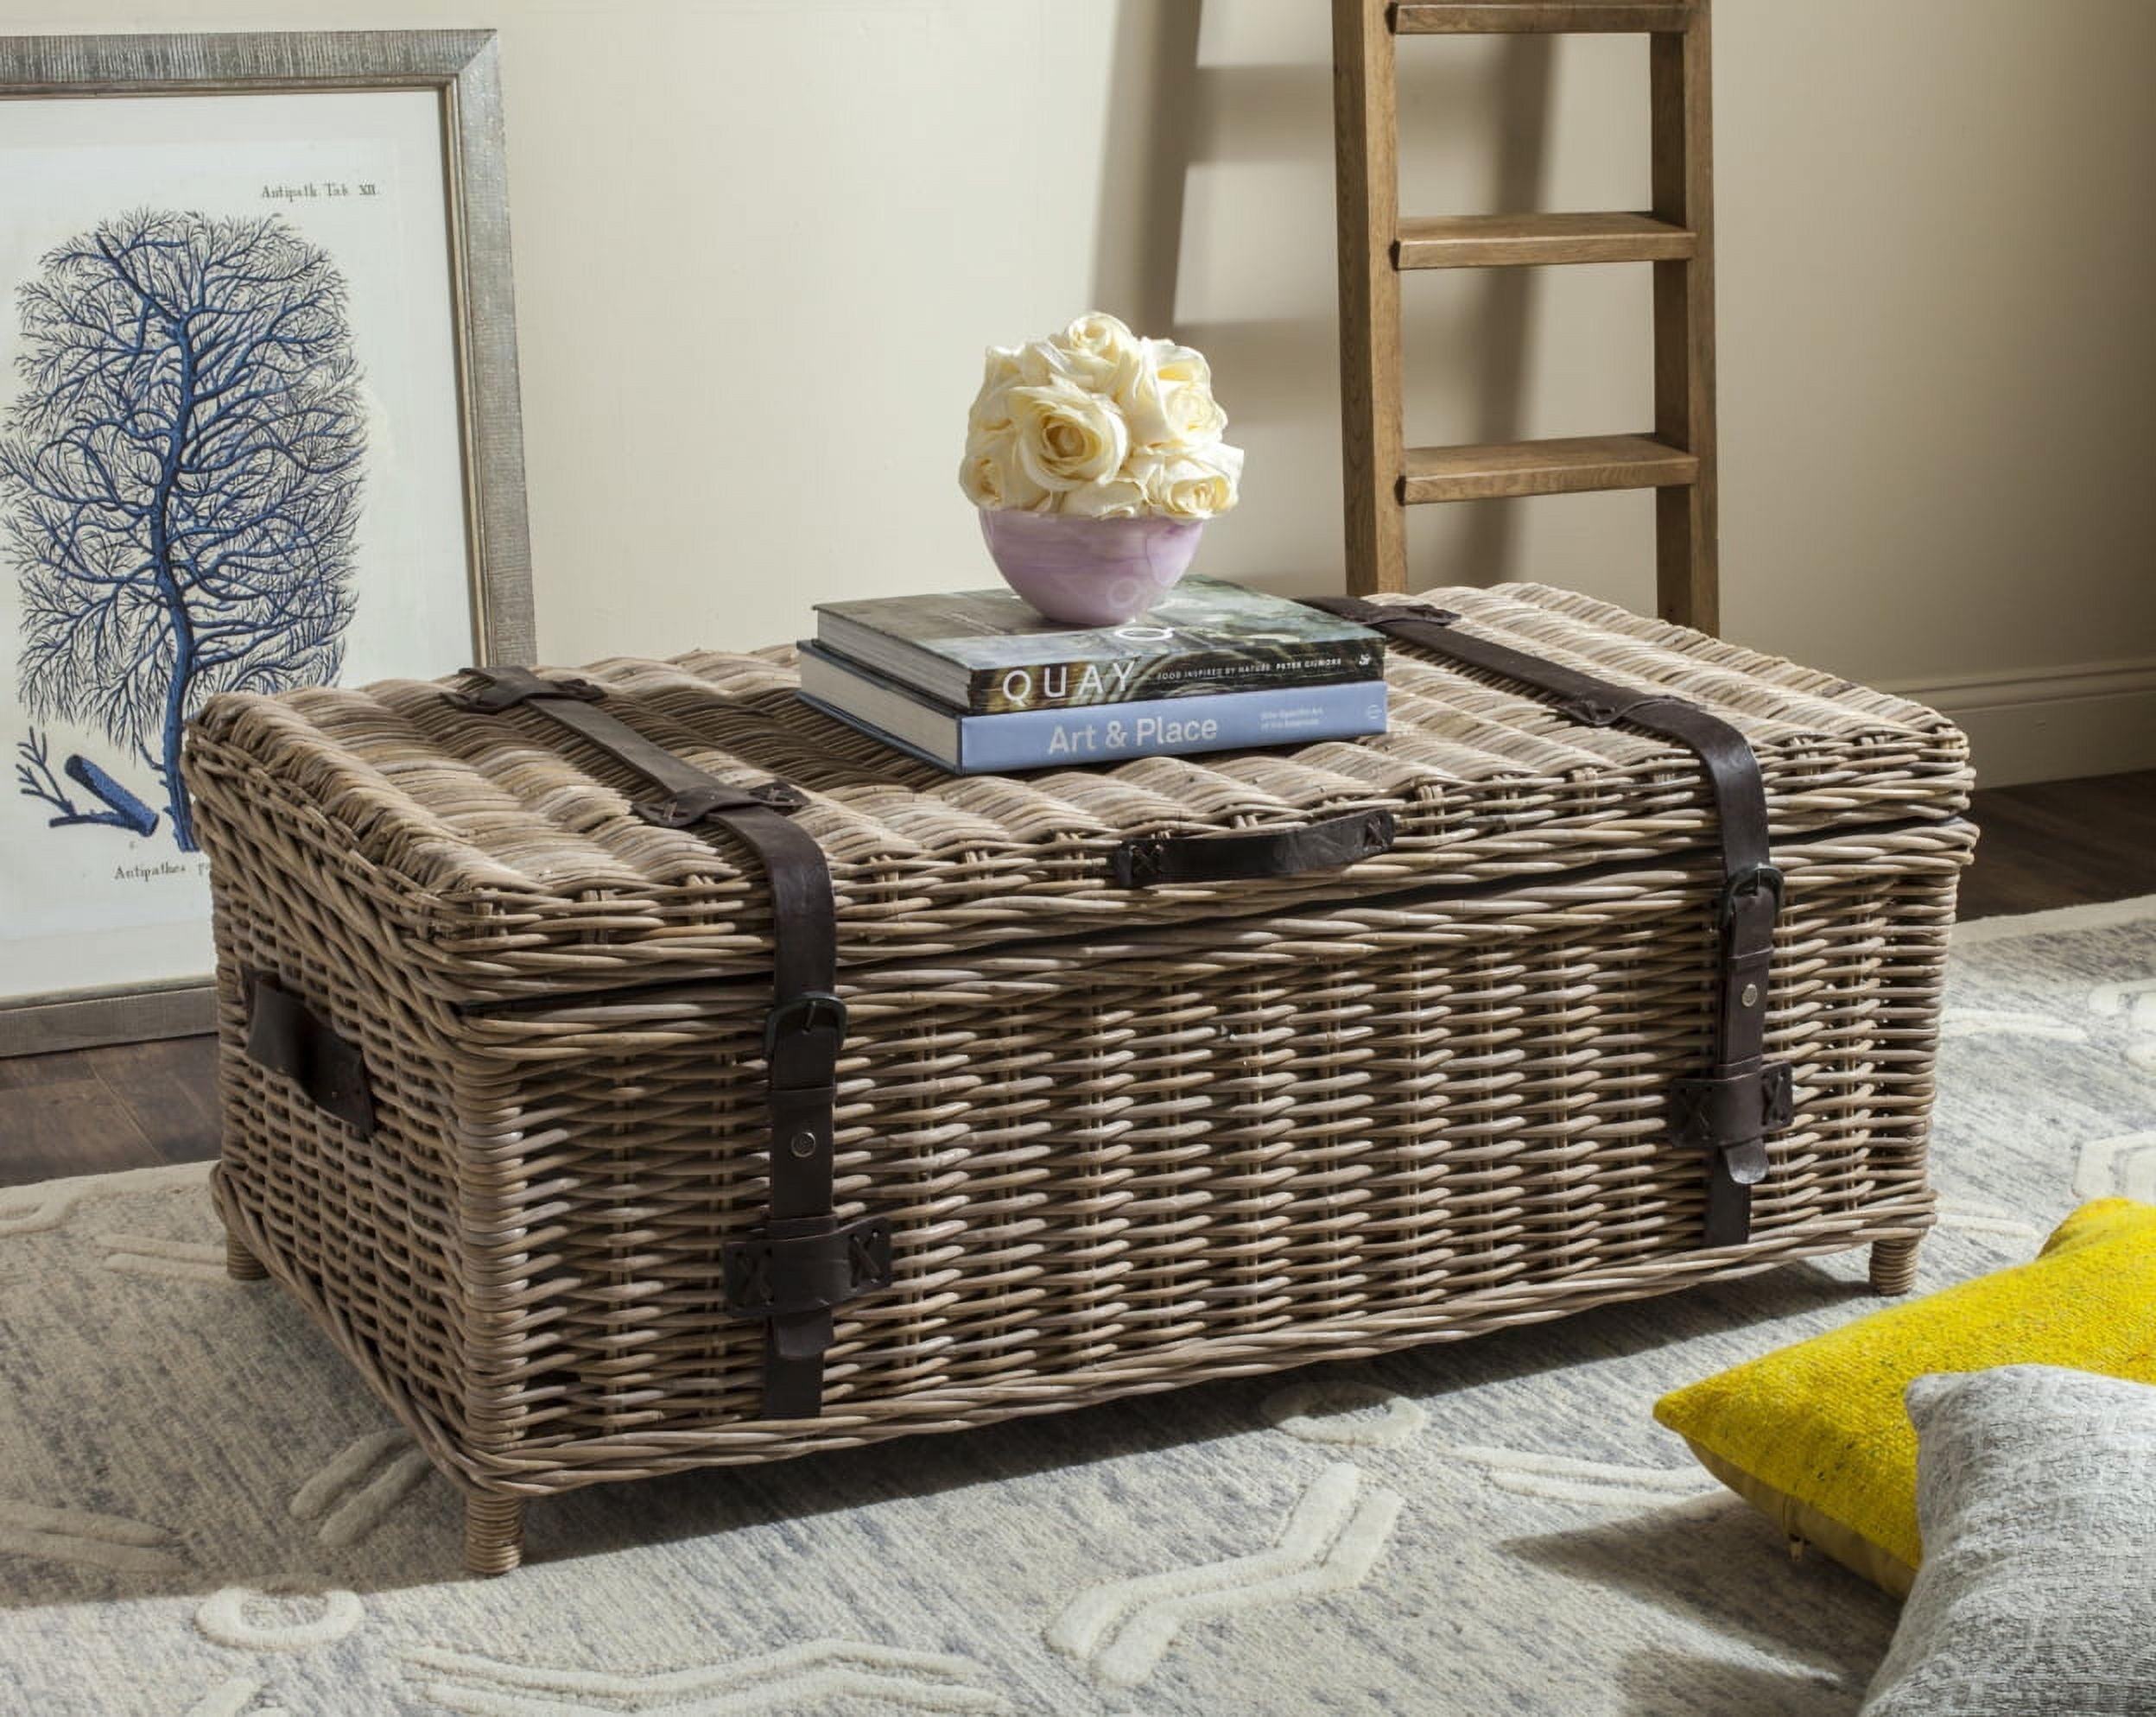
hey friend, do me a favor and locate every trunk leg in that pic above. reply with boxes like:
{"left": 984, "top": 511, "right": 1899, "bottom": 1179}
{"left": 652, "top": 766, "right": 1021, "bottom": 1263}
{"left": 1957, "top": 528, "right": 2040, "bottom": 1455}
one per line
{"left": 1868, "top": 1235, "right": 1922, "bottom": 1296}
{"left": 224, "top": 1229, "right": 268, "bottom": 1281}
{"left": 464, "top": 1493, "right": 526, "bottom": 1576}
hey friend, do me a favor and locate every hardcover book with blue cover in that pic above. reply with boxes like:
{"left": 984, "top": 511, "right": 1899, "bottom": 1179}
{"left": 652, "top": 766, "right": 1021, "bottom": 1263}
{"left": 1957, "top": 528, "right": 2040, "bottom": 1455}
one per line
{"left": 814, "top": 577, "right": 1384, "bottom": 713}
{"left": 796, "top": 644, "right": 1386, "bottom": 774}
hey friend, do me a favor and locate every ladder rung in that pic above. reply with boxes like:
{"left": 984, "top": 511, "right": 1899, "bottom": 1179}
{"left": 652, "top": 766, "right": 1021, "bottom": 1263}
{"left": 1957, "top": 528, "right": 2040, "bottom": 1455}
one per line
{"left": 1395, "top": 213, "right": 1695, "bottom": 269}
{"left": 1401, "top": 435, "right": 1697, "bottom": 504}
{"left": 1393, "top": 2, "right": 1693, "bottom": 34}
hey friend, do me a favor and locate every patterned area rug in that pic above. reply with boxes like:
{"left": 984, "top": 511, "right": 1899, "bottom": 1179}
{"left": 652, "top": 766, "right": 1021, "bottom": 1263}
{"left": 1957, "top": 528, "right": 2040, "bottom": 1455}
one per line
{"left": 4, "top": 897, "right": 2153, "bottom": 1717}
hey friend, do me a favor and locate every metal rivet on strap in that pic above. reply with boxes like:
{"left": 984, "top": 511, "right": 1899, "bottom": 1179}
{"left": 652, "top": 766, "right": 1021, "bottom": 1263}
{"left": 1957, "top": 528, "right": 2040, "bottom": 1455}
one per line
{"left": 1741, "top": 983, "right": 1760, "bottom": 1008}
{"left": 789, "top": 1131, "right": 820, "bottom": 1158}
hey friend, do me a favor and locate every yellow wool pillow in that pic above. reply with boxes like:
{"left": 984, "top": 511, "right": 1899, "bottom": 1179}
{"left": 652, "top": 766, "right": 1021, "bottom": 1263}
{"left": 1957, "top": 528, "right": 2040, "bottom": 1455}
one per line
{"left": 1655, "top": 1199, "right": 2156, "bottom": 1595}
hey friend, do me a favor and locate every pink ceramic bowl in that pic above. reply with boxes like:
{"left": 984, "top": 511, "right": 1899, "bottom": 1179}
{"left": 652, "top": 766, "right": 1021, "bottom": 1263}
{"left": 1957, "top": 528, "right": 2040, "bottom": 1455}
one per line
{"left": 980, "top": 509, "right": 1205, "bottom": 626}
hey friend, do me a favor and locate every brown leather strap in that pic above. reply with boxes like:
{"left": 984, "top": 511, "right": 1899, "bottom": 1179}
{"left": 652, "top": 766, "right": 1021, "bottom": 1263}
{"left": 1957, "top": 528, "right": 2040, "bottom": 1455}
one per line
{"left": 244, "top": 973, "right": 375, "bottom": 1135}
{"left": 451, "top": 666, "right": 887, "bottom": 1418}
{"left": 1308, "top": 597, "right": 1787, "bottom": 1247}
{"left": 1113, "top": 809, "right": 1397, "bottom": 888}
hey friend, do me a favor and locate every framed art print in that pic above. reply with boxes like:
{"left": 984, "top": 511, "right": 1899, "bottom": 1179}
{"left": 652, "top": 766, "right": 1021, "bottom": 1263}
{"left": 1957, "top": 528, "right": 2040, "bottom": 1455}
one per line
{"left": 0, "top": 31, "right": 533, "bottom": 1055}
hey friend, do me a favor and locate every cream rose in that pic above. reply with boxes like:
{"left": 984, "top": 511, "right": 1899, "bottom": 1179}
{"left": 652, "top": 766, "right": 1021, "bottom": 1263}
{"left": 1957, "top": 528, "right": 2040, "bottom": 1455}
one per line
{"left": 1053, "top": 311, "right": 1144, "bottom": 395}
{"left": 960, "top": 426, "right": 1051, "bottom": 512}
{"left": 1117, "top": 338, "right": 1228, "bottom": 453}
{"left": 1014, "top": 337, "right": 1085, "bottom": 390}
{"left": 1060, "top": 476, "right": 1151, "bottom": 520}
{"left": 967, "top": 345, "right": 1024, "bottom": 434}
{"left": 1133, "top": 444, "right": 1243, "bottom": 519}
{"left": 1008, "top": 377, "right": 1130, "bottom": 491}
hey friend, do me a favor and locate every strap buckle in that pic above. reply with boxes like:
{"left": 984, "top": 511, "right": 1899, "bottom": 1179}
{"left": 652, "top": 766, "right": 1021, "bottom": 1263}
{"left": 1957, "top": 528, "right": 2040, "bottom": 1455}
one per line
{"left": 446, "top": 669, "right": 606, "bottom": 713}
{"left": 722, "top": 1212, "right": 894, "bottom": 1321}
{"left": 1719, "top": 862, "right": 1785, "bottom": 927}
{"left": 751, "top": 780, "right": 809, "bottom": 813}
{"left": 764, "top": 990, "right": 848, "bottom": 1056}
{"left": 1553, "top": 690, "right": 1677, "bottom": 730}
{"left": 1669, "top": 1060, "right": 1794, "bottom": 1150}
{"left": 633, "top": 778, "right": 808, "bottom": 829}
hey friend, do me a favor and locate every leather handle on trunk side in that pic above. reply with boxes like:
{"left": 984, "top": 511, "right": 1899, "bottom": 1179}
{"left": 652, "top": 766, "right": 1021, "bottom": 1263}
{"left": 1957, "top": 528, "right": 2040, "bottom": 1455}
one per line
{"left": 1111, "top": 808, "right": 1398, "bottom": 888}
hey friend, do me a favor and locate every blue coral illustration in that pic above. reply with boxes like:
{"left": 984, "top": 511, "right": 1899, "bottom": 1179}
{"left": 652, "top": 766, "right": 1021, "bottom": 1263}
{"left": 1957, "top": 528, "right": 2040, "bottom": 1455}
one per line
{"left": 3, "top": 210, "right": 365, "bottom": 851}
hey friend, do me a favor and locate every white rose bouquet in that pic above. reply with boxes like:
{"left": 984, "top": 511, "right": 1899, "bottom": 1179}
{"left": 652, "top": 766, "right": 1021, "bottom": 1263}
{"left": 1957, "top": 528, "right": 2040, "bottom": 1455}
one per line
{"left": 961, "top": 313, "right": 1244, "bottom": 521}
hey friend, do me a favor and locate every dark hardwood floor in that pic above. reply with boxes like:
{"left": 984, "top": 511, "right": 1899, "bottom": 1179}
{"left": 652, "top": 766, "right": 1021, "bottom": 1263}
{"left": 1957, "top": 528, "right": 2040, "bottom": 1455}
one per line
{"left": 1950, "top": 770, "right": 2156, "bottom": 921}
{"left": 3, "top": 770, "right": 2151, "bottom": 1191}
{"left": 2, "top": 1031, "right": 220, "bottom": 1190}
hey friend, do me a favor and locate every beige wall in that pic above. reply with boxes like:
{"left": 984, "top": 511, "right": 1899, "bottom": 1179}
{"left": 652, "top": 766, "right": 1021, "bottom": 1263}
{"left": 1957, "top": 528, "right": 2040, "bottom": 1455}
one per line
{"left": 10, "top": 0, "right": 2153, "bottom": 785}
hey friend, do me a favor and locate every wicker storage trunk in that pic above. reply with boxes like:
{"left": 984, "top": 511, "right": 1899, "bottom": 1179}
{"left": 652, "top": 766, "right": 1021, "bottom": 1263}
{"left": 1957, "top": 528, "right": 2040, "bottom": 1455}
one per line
{"left": 186, "top": 585, "right": 1973, "bottom": 1574}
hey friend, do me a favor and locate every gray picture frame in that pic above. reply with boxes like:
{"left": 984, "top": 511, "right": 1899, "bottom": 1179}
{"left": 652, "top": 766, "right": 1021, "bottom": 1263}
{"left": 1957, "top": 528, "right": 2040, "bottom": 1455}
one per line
{"left": 0, "top": 29, "right": 533, "bottom": 1058}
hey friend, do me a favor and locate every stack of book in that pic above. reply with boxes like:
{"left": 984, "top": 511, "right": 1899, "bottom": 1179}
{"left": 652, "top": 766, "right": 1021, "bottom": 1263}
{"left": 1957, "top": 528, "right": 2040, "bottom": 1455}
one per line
{"left": 798, "top": 578, "right": 1389, "bottom": 773}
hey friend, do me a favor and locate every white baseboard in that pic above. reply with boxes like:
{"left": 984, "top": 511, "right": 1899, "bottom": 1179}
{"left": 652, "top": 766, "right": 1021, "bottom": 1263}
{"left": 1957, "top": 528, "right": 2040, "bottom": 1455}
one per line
{"left": 1886, "top": 656, "right": 2156, "bottom": 789}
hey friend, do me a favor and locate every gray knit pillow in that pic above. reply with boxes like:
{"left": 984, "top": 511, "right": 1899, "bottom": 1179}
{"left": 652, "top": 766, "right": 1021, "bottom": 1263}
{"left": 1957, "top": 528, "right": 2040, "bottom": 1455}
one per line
{"left": 1861, "top": 1366, "right": 2156, "bottom": 1717}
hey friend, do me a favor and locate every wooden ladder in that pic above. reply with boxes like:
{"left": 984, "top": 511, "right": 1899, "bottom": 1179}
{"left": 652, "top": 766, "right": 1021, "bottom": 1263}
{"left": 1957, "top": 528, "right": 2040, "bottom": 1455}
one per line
{"left": 1333, "top": 0, "right": 1718, "bottom": 631}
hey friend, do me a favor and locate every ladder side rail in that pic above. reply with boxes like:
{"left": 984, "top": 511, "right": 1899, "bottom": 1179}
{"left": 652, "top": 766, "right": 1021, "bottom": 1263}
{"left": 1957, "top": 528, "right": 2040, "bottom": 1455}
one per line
{"left": 1333, "top": 0, "right": 1409, "bottom": 594}
{"left": 1650, "top": 0, "right": 1719, "bottom": 632}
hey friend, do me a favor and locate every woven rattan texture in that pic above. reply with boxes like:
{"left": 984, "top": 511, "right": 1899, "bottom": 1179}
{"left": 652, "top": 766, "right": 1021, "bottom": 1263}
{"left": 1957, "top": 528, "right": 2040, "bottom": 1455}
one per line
{"left": 185, "top": 585, "right": 1970, "bottom": 998}
{"left": 205, "top": 800, "right": 1968, "bottom": 1497}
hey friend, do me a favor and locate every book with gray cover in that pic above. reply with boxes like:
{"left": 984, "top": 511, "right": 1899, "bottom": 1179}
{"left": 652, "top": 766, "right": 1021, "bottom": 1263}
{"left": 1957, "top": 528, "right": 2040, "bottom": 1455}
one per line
{"left": 814, "top": 577, "right": 1384, "bottom": 714}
